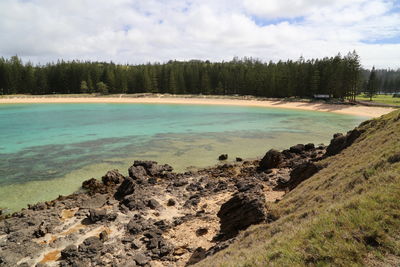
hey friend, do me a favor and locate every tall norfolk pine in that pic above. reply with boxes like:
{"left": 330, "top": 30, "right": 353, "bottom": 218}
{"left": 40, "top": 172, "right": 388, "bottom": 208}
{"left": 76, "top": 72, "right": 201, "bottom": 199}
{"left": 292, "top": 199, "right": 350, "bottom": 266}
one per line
{"left": 0, "top": 52, "right": 399, "bottom": 97}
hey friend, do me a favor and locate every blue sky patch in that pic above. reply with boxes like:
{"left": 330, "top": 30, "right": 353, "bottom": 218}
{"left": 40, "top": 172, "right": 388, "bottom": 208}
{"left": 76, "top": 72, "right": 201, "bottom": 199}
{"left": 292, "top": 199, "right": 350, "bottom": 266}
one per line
{"left": 362, "top": 35, "right": 400, "bottom": 44}
{"left": 251, "top": 15, "right": 305, "bottom": 26}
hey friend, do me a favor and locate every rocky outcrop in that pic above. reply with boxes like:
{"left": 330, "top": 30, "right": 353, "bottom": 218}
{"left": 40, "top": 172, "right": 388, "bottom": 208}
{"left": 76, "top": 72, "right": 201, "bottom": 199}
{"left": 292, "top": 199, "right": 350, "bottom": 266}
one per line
{"left": 82, "top": 178, "right": 105, "bottom": 195}
{"left": 82, "top": 170, "right": 125, "bottom": 195}
{"left": 0, "top": 141, "right": 329, "bottom": 267}
{"left": 289, "top": 144, "right": 305, "bottom": 154}
{"left": 325, "top": 129, "right": 364, "bottom": 156}
{"left": 259, "top": 149, "right": 283, "bottom": 170}
{"left": 217, "top": 189, "right": 267, "bottom": 239}
{"left": 128, "top": 165, "right": 148, "bottom": 180}
{"left": 101, "top": 169, "right": 124, "bottom": 186}
{"left": 278, "top": 162, "right": 322, "bottom": 190}
{"left": 115, "top": 177, "right": 136, "bottom": 199}
{"left": 131, "top": 160, "right": 173, "bottom": 177}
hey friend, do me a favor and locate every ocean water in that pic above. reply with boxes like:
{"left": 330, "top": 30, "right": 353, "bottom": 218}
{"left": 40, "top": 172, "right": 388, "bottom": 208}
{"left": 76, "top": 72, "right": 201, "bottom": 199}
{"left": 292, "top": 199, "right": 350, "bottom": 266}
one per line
{"left": 0, "top": 103, "right": 366, "bottom": 211}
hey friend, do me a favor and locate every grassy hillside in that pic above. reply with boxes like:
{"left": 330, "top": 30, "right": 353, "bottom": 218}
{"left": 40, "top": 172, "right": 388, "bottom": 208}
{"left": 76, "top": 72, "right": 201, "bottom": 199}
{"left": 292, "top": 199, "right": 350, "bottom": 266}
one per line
{"left": 197, "top": 109, "right": 400, "bottom": 266}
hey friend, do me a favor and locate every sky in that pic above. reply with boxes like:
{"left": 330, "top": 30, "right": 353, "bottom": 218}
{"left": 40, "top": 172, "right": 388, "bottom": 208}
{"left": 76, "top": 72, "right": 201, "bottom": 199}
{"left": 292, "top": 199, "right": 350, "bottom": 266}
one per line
{"left": 0, "top": 0, "right": 399, "bottom": 69}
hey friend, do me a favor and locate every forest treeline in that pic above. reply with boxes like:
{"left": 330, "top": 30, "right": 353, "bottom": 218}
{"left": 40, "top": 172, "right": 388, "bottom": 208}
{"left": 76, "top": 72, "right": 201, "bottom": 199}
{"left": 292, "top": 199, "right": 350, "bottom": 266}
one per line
{"left": 0, "top": 51, "right": 399, "bottom": 98}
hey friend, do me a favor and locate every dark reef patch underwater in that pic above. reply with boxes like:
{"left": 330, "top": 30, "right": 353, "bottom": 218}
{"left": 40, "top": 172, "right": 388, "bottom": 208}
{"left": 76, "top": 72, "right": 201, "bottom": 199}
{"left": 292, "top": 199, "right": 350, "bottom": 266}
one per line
{"left": 0, "top": 103, "right": 365, "bottom": 211}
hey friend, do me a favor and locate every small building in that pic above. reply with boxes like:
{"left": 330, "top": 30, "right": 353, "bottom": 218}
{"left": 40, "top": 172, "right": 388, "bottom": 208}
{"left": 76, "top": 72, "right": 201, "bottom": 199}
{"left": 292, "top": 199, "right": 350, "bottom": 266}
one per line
{"left": 313, "top": 94, "right": 331, "bottom": 99}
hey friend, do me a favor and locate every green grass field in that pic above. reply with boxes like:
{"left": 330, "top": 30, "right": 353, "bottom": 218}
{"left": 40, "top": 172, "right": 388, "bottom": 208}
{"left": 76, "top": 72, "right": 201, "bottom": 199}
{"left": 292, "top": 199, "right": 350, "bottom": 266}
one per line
{"left": 357, "top": 94, "right": 400, "bottom": 106}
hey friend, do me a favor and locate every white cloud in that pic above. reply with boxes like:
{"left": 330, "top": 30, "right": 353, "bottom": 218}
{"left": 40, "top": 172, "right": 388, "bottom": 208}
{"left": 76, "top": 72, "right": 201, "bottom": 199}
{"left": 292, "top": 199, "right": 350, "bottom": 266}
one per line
{"left": 0, "top": 0, "right": 399, "bottom": 68}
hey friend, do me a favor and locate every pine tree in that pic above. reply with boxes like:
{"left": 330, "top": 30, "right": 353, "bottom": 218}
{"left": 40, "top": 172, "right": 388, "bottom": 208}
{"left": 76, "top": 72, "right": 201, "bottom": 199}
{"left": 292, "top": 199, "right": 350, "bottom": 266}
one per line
{"left": 200, "top": 71, "right": 211, "bottom": 95}
{"left": 366, "top": 67, "right": 378, "bottom": 101}
{"left": 310, "top": 69, "right": 320, "bottom": 96}
{"left": 168, "top": 70, "right": 177, "bottom": 94}
{"left": 80, "top": 81, "right": 89, "bottom": 93}
{"left": 96, "top": 81, "right": 108, "bottom": 95}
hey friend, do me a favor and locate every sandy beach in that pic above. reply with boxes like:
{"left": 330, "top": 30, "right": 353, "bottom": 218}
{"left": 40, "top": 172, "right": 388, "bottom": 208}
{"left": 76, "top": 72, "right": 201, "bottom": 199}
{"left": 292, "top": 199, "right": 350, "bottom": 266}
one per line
{"left": 0, "top": 95, "right": 395, "bottom": 117}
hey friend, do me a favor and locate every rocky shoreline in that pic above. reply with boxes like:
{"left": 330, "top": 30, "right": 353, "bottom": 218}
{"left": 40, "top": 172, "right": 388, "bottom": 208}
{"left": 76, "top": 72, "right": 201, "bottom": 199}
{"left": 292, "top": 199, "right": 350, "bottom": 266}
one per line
{"left": 0, "top": 130, "right": 362, "bottom": 267}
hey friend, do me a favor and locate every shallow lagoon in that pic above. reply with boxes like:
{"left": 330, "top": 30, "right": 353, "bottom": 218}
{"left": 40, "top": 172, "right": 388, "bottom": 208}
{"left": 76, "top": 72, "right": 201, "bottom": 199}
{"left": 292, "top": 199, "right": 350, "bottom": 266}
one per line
{"left": 0, "top": 103, "right": 367, "bottom": 211}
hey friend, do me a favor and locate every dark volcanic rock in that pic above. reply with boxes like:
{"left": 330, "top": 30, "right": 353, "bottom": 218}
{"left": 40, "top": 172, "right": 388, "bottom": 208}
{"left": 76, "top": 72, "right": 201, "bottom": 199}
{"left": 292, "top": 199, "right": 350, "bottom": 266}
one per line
{"left": 235, "top": 181, "right": 261, "bottom": 192}
{"left": 259, "top": 149, "right": 283, "bottom": 170}
{"left": 325, "top": 129, "right": 364, "bottom": 156}
{"left": 184, "top": 194, "right": 201, "bottom": 207}
{"left": 148, "top": 164, "right": 174, "bottom": 176}
{"left": 187, "top": 247, "right": 207, "bottom": 265}
{"left": 236, "top": 157, "right": 243, "bottom": 162}
{"left": 28, "top": 202, "right": 47, "bottom": 211}
{"left": 186, "top": 182, "right": 203, "bottom": 192}
{"left": 167, "top": 198, "right": 176, "bottom": 206}
{"left": 133, "top": 252, "right": 149, "bottom": 266}
{"left": 127, "top": 221, "right": 144, "bottom": 235}
{"left": 196, "top": 227, "right": 208, "bottom": 236}
{"left": 325, "top": 133, "right": 346, "bottom": 156}
{"left": 147, "top": 199, "right": 161, "bottom": 210}
{"left": 61, "top": 245, "right": 79, "bottom": 260}
{"left": 279, "top": 162, "right": 321, "bottom": 190}
{"left": 101, "top": 169, "right": 124, "bottom": 186}
{"left": 82, "top": 178, "right": 104, "bottom": 194}
{"left": 127, "top": 215, "right": 150, "bottom": 235}
{"left": 89, "top": 209, "right": 107, "bottom": 223}
{"left": 128, "top": 165, "right": 148, "bottom": 180}
{"left": 205, "top": 238, "right": 236, "bottom": 258}
{"left": 214, "top": 181, "right": 228, "bottom": 192}
{"left": 115, "top": 177, "right": 136, "bottom": 199}
{"left": 141, "top": 231, "right": 174, "bottom": 259}
{"left": 122, "top": 193, "right": 146, "bottom": 210}
{"left": 133, "top": 160, "right": 158, "bottom": 170}
{"left": 388, "top": 152, "right": 400, "bottom": 163}
{"left": 33, "top": 222, "right": 50, "bottom": 238}
{"left": 218, "top": 154, "right": 228, "bottom": 161}
{"left": 129, "top": 161, "right": 173, "bottom": 178}
{"left": 173, "top": 180, "right": 189, "bottom": 187}
{"left": 305, "top": 143, "right": 315, "bottom": 150}
{"left": 217, "top": 190, "right": 267, "bottom": 239}
{"left": 99, "top": 230, "right": 108, "bottom": 242}
{"left": 79, "top": 236, "right": 103, "bottom": 258}
{"left": 289, "top": 144, "right": 305, "bottom": 154}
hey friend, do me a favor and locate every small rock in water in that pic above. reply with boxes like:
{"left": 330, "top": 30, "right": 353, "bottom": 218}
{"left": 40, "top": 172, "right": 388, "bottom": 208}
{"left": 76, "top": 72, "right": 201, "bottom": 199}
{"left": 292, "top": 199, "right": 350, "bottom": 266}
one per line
{"left": 235, "top": 157, "right": 243, "bottom": 162}
{"left": 218, "top": 154, "right": 228, "bottom": 160}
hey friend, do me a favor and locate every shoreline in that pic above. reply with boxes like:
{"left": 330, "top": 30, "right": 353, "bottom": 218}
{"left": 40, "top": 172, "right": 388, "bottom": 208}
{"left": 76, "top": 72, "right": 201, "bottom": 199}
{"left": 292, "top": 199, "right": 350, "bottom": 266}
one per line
{"left": 0, "top": 94, "right": 395, "bottom": 117}
{"left": 0, "top": 140, "right": 326, "bottom": 266}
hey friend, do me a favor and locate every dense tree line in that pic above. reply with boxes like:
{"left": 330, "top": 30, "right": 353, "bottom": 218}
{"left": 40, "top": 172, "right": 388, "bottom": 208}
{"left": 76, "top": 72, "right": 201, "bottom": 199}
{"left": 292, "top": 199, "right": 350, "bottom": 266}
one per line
{"left": 0, "top": 52, "right": 399, "bottom": 98}
{"left": 361, "top": 68, "right": 400, "bottom": 94}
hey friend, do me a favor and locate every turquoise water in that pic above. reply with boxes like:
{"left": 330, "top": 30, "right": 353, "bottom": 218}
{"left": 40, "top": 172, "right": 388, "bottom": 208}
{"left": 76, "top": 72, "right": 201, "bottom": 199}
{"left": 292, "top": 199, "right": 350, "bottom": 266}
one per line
{"left": 0, "top": 103, "right": 366, "bottom": 211}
